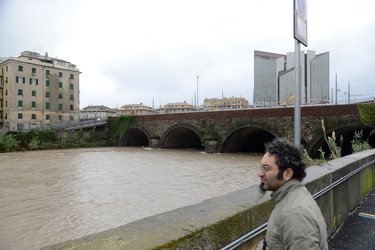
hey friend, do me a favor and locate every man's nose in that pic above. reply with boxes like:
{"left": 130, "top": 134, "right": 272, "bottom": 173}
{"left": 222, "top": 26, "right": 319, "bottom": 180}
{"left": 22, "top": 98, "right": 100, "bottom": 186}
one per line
{"left": 257, "top": 170, "right": 265, "bottom": 177}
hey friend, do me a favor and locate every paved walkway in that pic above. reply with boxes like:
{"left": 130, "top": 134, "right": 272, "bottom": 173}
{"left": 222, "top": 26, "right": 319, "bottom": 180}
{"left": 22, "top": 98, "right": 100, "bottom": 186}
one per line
{"left": 328, "top": 188, "right": 375, "bottom": 249}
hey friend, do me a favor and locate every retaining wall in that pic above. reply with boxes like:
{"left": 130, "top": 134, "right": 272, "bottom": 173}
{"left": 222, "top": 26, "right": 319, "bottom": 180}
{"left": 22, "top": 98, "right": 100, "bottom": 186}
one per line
{"left": 44, "top": 149, "right": 375, "bottom": 250}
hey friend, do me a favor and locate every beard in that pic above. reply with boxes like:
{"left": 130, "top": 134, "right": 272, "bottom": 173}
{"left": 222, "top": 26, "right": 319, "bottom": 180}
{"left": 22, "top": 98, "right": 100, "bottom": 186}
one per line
{"left": 259, "top": 182, "right": 268, "bottom": 193}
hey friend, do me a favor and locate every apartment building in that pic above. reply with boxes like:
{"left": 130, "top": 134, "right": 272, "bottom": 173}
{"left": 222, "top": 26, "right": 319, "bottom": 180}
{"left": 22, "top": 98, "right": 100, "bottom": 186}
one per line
{"left": 254, "top": 50, "right": 329, "bottom": 107}
{"left": 203, "top": 97, "right": 250, "bottom": 110}
{"left": 117, "top": 103, "right": 153, "bottom": 115}
{"left": 0, "top": 51, "right": 81, "bottom": 131}
{"left": 80, "top": 105, "right": 116, "bottom": 120}
{"left": 160, "top": 101, "right": 195, "bottom": 113}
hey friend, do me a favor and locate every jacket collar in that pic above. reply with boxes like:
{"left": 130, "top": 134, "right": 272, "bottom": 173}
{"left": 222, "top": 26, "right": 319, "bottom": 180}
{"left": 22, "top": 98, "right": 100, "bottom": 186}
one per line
{"left": 271, "top": 179, "right": 302, "bottom": 204}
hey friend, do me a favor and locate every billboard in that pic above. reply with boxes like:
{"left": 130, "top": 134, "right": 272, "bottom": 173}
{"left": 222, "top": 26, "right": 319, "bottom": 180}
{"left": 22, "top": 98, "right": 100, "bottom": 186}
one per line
{"left": 294, "top": 0, "right": 308, "bottom": 46}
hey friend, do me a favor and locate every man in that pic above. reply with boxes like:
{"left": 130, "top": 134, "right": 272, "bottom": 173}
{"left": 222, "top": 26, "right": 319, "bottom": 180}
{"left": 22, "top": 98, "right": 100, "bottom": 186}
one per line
{"left": 257, "top": 137, "right": 328, "bottom": 250}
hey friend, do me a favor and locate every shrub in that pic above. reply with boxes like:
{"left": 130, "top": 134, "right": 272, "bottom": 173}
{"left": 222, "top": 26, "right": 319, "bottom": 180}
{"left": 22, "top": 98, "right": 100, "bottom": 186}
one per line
{"left": 0, "top": 133, "right": 19, "bottom": 152}
{"left": 29, "top": 137, "right": 40, "bottom": 150}
{"left": 321, "top": 119, "right": 342, "bottom": 159}
{"left": 351, "top": 130, "right": 372, "bottom": 153}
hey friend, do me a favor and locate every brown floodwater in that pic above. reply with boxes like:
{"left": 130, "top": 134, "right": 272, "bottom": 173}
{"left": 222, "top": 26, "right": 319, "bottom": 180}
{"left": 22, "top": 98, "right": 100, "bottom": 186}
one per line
{"left": 0, "top": 147, "right": 262, "bottom": 250}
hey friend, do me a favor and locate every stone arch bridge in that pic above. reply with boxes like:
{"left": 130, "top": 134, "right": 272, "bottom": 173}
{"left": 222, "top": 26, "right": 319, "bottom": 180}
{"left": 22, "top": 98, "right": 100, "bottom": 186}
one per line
{"left": 118, "top": 104, "right": 374, "bottom": 157}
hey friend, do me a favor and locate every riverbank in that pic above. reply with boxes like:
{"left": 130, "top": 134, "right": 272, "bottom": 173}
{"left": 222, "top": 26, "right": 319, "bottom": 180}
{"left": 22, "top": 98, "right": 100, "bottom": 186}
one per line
{"left": 0, "top": 129, "right": 111, "bottom": 153}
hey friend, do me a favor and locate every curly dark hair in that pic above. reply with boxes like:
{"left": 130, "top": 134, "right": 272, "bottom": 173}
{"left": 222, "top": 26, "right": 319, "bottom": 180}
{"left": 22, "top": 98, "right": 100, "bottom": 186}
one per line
{"left": 264, "top": 137, "right": 306, "bottom": 181}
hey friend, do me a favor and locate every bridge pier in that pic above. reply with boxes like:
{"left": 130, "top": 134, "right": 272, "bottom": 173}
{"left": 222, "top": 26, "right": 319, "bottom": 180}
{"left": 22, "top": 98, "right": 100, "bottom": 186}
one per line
{"left": 149, "top": 136, "right": 160, "bottom": 148}
{"left": 205, "top": 138, "right": 220, "bottom": 153}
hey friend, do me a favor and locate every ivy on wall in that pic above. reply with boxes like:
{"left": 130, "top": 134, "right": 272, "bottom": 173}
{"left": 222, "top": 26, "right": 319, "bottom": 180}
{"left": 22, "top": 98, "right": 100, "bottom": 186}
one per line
{"left": 199, "top": 119, "right": 220, "bottom": 147}
{"left": 357, "top": 103, "right": 375, "bottom": 126}
{"left": 107, "top": 115, "right": 137, "bottom": 142}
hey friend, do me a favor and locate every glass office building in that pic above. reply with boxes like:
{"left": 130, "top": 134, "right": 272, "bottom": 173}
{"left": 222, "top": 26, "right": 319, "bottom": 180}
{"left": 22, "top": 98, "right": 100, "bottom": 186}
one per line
{"left": 254, "top": 50, "right": 329, "bottom": 107}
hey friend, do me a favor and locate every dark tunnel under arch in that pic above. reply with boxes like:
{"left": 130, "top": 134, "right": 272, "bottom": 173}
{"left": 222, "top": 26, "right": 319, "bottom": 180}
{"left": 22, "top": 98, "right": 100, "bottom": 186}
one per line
{"left": 220, "top": 127, "right": 276, "bottom": 153}
{"left": 161, "top": 126, "right": 202, "bottom": 149}
{"left": 119, "top": 127, "right": 149, "bottom": 147}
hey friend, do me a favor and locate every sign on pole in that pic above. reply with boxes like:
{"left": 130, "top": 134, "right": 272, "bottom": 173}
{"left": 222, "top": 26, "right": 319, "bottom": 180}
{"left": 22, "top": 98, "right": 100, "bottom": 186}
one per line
{"left": 294, "top": 0, "right": 308, "bottom": 46}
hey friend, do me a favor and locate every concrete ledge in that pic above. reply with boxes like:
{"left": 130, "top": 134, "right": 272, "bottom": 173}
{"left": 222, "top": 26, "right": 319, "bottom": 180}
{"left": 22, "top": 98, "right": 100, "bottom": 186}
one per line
{"left": 44, "top": 149, "right": 375, "bottom": 250}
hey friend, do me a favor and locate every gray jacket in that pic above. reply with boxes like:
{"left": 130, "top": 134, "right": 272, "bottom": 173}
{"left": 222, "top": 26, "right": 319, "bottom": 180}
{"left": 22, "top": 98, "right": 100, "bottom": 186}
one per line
{"left": 265, "top": 179, "right": 328, "bottom": 250}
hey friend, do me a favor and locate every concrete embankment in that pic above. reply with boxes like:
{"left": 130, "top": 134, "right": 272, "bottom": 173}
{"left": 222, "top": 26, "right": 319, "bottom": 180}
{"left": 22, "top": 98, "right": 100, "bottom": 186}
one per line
{"left": 44, "top": 149, "right": 375, "bottom": 250}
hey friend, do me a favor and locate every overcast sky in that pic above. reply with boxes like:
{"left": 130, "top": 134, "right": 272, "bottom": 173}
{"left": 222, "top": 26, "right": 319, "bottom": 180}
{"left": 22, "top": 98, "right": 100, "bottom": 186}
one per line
{"left": 1, "top": 0, "right": 374, "bottom": 109}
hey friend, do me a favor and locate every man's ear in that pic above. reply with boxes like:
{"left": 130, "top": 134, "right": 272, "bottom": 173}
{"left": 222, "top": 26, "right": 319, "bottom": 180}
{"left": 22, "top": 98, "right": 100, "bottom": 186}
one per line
{"left": 284, "top": 167, "right": 294, "bottom": 181}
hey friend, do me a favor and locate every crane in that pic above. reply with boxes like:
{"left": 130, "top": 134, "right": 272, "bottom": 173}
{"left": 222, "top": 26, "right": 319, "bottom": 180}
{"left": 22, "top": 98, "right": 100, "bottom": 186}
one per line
{"left": 281, "top": 95, "right": 295, "bottom": 107}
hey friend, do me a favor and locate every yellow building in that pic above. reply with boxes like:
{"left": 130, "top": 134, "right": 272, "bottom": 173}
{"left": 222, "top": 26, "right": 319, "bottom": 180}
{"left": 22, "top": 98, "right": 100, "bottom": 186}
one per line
{"left": 118, "top": 103, "right": 153, "bottom": 115}
{"left": 161, "top": 101, "right": 195, "bottom": 113}
{"left": 0, "top": 51, "right": 81, "bottom": 131}
{"left": 203, "top": 97, "right": 250, "bottom": 110}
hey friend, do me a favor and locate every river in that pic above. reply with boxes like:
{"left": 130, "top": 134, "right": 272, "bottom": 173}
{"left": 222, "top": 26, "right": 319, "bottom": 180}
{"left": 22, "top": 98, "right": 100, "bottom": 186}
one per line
{"left": 0, "top": 147, "right": 262, "bottom": 250}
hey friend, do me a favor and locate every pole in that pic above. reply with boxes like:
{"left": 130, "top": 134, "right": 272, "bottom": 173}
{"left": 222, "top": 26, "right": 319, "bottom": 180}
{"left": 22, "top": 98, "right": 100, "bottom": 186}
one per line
{"left": 335, "top": 74, "right": 338, "bottom": 104}
{"left": 196, "top": 75, "right": 199, "bottom": 110}
{"left": 348, "top": 82, "right": 350, "bottom": 104}
{"left": 294, "top": 40, "right": 301, "bottom": 146}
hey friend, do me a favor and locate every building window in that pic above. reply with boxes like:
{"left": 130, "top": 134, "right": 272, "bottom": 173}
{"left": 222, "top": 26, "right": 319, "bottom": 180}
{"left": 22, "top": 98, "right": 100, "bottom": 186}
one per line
{"left": 57, "top": 61, "right": 66, "bottom": 66}
{"left": 18, "top": 89, "right": 23, "bottom": 95}
{"left": 59, "top": 82, "right": 63, "bottom": 88}
{"left": 18, "top": 113, "right": 23, "bottom": 119}
{"left": 59, "top": 72, "right": 62, "bottom": 77}
{"left": 46, "top": 70, "right": 50, "bottom": 76}
{"left": 29, "top": 78, "right": 38, "bottom": 85}
{"left": 46, "top": 114, "right": 50, "bottom": 120}
{"left": 32, "top": 90, "right": 36, "bottom": 97}
{"left": 70, "top": 74, "right": 74, "bottom": 79}
{"left": 58, "top": 115, "right": 62, "bottom": 121}
{"left": 18, "top": 100, "right": 23, "bottom": 107}
{"left": 58, "top": 103, "right": 63, "bottom": 110}
{"left": 31, "top": 101, "right": 36, "bottom": 108}
{"left": 31, "top": 114, "right": 36, "bottom": 119}
{"left": 45, "top": 92, "right": 50, "bottom": 97}
{"left": 18, "top": 66, "right": 23, "bottom": 72}
{"left": 70, "top": 95, "right": 74, "bottom": 100}
{"left": 70, "top": 104, "right": 74, "bottom": 110}
{"left": 70, "top": 115, "right": 74, "bottom": 121}
{"left": 17, "top": 76, "right": 25, "bottom": 84}
{"left": 46, "top": 80, "right": 50, "bottom": 86}
{"left": 46, "top": 102, "right": 50, "bottom": 109}
{"left": 32, "top": 68, "right": 36, "bottom": 74}
{"left": 70, "top": 83, "right": 74, "bottom": 90}
{"left": 58, "top": 93, "right": 63, "bottom": 99}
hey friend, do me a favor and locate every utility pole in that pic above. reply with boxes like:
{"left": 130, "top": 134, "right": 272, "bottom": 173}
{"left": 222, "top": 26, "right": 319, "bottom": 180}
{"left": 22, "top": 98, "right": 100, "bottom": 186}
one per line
{"left": 335, "top": 74, "right": 338, "bottom": 104}
{"left": 294, "top": 41, "right": 301, "bottom": 146}
{"left": 196, "top": 75, "right": 199, "bottom": 110}
{"left": 348, "top": 82, "right": 350, "bottom": 104}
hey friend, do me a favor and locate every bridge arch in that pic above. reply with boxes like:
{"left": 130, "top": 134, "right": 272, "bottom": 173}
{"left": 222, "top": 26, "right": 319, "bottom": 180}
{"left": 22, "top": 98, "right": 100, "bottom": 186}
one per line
{"left": 160, "top": 123, "right": 202, "bottom": 149}
{"left": 220, "top": 125, "right": 279, "bottom": 153}
{"left": 307, "top": 122, "right": 375, "bottom": 158}
{"left": 118, "top": 125, "right": 150, "bottom": 147}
